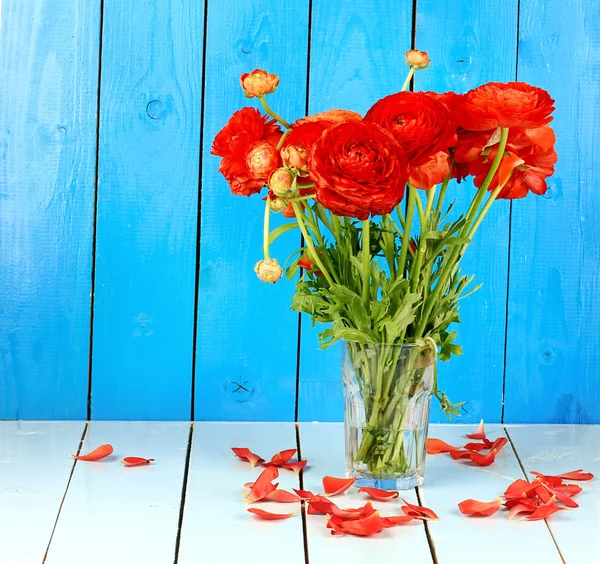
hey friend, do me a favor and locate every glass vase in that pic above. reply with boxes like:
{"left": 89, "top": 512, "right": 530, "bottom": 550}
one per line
{"left": 342, "top": 339, "right": 436, "bottom": 490}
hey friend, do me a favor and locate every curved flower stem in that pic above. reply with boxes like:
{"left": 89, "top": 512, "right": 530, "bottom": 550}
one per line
{"left": 468, "top": 177, "right": 510, "bottom": 239}
{"left": 401, "top": 68, "right": 415, "bottom": 92}
{"left": 263, "top": 196, "right": 271, "bottom": 260}
{"left": 395, "top": 204, "right": 406, "bottom": 230}
{"left": 414, "top": 127, "right": 510, "bottom": 339}
{"left": 397, "top": 186, "right": 416, "bottom": 278}
{"left": 291, "top": 201, "right": 335, "bottom": 286}
{"left": 361, "top": 219, "right": 371, "bottom": 311}
{"left": 276, "top": 129, "right": 291, "bottom": 150}
{"left": 258, "top": 95, "right": 291, "bottom": 129}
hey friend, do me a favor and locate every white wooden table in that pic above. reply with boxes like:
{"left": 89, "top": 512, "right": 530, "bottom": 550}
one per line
{"left": 0, "top": 422, "right": 597, "bottom": 563}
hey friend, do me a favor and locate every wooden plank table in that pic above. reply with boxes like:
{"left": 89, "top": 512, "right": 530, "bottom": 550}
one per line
{"left": 0, "top": 422, "right": 596, "bottom": 563}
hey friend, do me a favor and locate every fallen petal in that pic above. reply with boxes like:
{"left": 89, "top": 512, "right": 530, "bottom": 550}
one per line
{"left": 269, "top": 448, "right": 297, "bottom": 466}
{"left": 231, "top": 447, "right": 264, "bottom": 468}
{"left": 546, "top": 469, "right": 593, "bottom": 482}
{"left": 247, "top": 507, "right": 295, "bottom": 520}
{"left": 504, "top": 497, "right": 539, "bottom": 509}
{"left": 504, "top": 479, "right": 539, "bottom": 500}
{"left": 71, "top": 444, "right": 113, "bottom": 461}
{"left": 358, "top": 487, "right": 399, "bottom": 502}
{"left": 281, "top": 460, "right": 307, "bottom": 474}
{"left": 400, "top": 499, "right": 439, "bottom": 521}
{"left": 530, "top": 472, "right": 565, "bottom": 488}
{"left": 467, "top": 449, "right": 498, "bottom": 467}
{"left": 458, "top": 498, "right": 502, "bottom": 517}
{"left": 463, "top": 442, "right": 489, "bottom": 452}
{"left": 465, "top": 419, "right": 487, "bottom": 440}
{"left": 426, "top": 438, "right": 460, "bottom": 454}
{"left": 264, "top": 489, "right": 303, "bottom": 503}
{"left": 526, "top": 496, "right": 566, "bottom": 521}
{"left": 335, "top": 511, "right": 387, "bottom": 536}
{"left": 293, "top": 488, "right": 314, "bottom": 500}
{"left": 246, "top": 466, "right": 279, "bottom": 504}
{"left": 323, "top": 475, "right": 356, "bottom": 496}
{"left": 450, "top": 449, "right": 476, "bottom": 460}
{"left": 121, "top": 456, "right": 154, "bottom": 467}
{"left": 381, "top": 514, "right": 415, "bottom": 527}
{"left": 307, "top": 495, "right": 337, "bottom": 515}
{"left": 508, "top": 503, "right": 538, "bottom": 520}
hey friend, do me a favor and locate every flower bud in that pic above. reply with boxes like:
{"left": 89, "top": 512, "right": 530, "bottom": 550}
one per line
{"left": 254, "top": 258, "right": 283, "bottom": 283}
{"left": 405, "top": 49, "right": 430, "bottom": 70}
{"left": 245, "top": 141, "right": 280, "bottom": 179}
{"left": 268, "top": 167, "right": 296, "bottom": 197}
{"left": 269, "top": 194, "right": 287, "bottom": 213}
{"left": 240, "top": 69, "right": 280, "bottom": 98}
{"left": 281, "top": 145, "right": 309, "bottom": 174}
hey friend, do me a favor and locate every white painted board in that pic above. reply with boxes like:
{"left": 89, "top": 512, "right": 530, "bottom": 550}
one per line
{"left": 298, "top": 422, "right": 433, "bottom": 563}
{"left": 0, "top": 421, "right": 85, "bottom": 564}
{"left": 421, "top": 424, "right": 563, "bottom": 563}
{"left": 507, "top": 424, "right": 600, "bottom": 563}
{"left": 45, "top": 421, "right": 190, "bottom": 564}
{"left": 178, "top": 422, "right": 305, "bottom": 564}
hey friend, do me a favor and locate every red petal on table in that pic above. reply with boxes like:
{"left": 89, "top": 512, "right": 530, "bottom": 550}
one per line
{"left": 246, "top": 466, "right": 279, "bottom": 504}
{"left": 231, "top": 447, "right": 264, "bottom": 468}
{"left": 264, "top": 489, "right": 303, "bottom": 503}
{"left": 71, "top": 444, "right": 113, "bottom": 461}
{"left": 467, "top": 449, "right": 498, "bottom": 467}
{"left": 268, "top": 449, "right": 297, "bottom": 466}
{"left": 458, "top": 498, "right": 502, "bottom": 517}
{"left": 322, "top": 475, "right": 356, "bottom": 496}
{"left": 530, "top": 472, "right": 565, "bottom": 488}
{"left": 504, "top": 497, "right": 539, "bottom": 509}
{"left": 508, "top": 503, "right": 538, "bottom": 520}
{"left": 555, "top": 483, "right": 583, "bottom": 496}
{"left": 307, "top": 495, "right": 337, "bottom": 515}
{"left": 463, "top": 442, "right": 489, "bottom": 452}
{"left": 121, "top": 457, "right": 154, "bottom": 467}
{"left": 247, "top": 507, "right": 295, "bottom": 520}
{"left": 504, "top": 479, "right": 539, "bottom": 500}
{"left": 281, "top": 460, "right": 307, "bottom": 474}
{"left": 382, "top": 515, "right": 415, "bottom": 527}
{"left": 358, "top": 487, "right": 399, "bottom": 502}
{"left": 526, "top": 496, "right": 566, "bottom": 521}
{"left": 552, "top": 489, "right": 579, "bottom": 508}
{"left": 535, "top": 485, "right": 553, "bottom": 504}
{"left": 450, "top": 449, "right": 475, "bottom": 460}
{"left": 293, "top": 489, "right": 314, "bottom": 500}
{"left": 465, "top": 419, "right": 487, "bottom": 440}
{"left": 426, "top": 438, "right": 460, "bottom": 454}
{"left": 333, "top": 511, "right": 387, "bottom": 537}
{"left": 537, "top": 469, "right": 594, "bottom": 482}
{"left": 400, "top": 499, "right": 439, "bottom": 521}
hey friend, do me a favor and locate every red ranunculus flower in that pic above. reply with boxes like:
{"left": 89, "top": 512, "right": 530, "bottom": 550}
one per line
{"left": 297, "top": 109, "right": 362, "bottom": 125}
{"left": 364, "top": 92, "right": 457, "bottom": 189}
{"left": 457, "top": 82, "right": 555, "bottom": 131}
{"left": 308, "top": 121, "right": 408, "bottom": 219}
{"left": 281, "top": 120, "right": 335, "bottom": 174}
{"left": 469, "top": 126, "right": 557, "bottom": 199}
{"left": 211, "top": 107, "right": 282, "bottom": 196}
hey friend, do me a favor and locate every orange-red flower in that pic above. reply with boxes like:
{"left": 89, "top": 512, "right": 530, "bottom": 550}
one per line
{"left": 240, "top": 69, "right": 280, "bottom": 98}
{"left": 245, "top": 141, "right": 281, "bottom": 180}
{"left": 211, "top": 107, "right": 282, "bottom": 196}
{"left": 457, "top": 81, "right": 555, "bottom": 130}
{"left": 365, "top": 91, "right": 457, "bottom": 189}
{"left": 297, "top": 109, "right": 361, "bottom": 125}
{"left": 281, "top": 120, "right": 335, "bottom": 174}
{"left": 309, "top": 121, "right": 408, "bottom": 219}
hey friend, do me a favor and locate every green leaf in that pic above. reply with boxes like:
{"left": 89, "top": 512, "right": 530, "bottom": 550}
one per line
{"left": 265, "top": 222, "right": 299, "bottom": 247}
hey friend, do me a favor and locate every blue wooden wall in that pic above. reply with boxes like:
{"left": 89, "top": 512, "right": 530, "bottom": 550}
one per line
{"left": 1, "top": 0, "right": 598, "bottom": 424}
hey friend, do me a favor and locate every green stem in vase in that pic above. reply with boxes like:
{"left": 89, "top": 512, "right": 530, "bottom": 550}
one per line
{"left": 397, "top": 186, "right": 416, "bottom": 278}
{"left": 361, "top": 219, "right": 371, "bottom": 311}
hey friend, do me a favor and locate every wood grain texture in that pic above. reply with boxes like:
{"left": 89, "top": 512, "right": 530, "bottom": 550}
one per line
{"left": 178, "top": 423, "right": 304, "bottom": 564}
{"left": 0, "top": 0, "right": 100, "bottom": 418}
{"left": 507, "top": 425, "right": 600, "bottom": 561}
{"left": 45, "top": 421, "right": 190, "bottom": 563}
{"left": 91, "top": 1, "right": 204, "bottom": 419}
{"left": 0, "top": 421, "right": 85, "bottom": 562}
{"left": 299, "top": 423, "right": 433, "bottom": 562}
{"left": 504, "top": 0, "right": 600, "bottom": 423}
{"left": 415, "top": 0, "right": 518, "bottom": 423}
{"left": 298, "top": 0, "right": 414, "bottom": 422}
{"left": 421, "top": 425, "right": 562, "bottom": 563}
{"left": 195, "top": 0, "right": 309, "bottom": 421}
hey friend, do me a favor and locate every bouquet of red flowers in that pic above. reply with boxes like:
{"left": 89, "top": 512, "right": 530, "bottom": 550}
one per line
{"left": 212, "top": 50, "right": 556, "bottom": 481}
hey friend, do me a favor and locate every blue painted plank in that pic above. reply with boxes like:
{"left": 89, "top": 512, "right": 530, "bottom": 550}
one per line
{"left": 0, "top": 0, "right": 100, "bottom": 419}
{"left": 504, "top": 0, "right": 600, "bottom": 423}
{"left": 195, "top": 0, "right": 309, "bottom": 421}
{"left": 414, "top": 0, "right": 518, "bottom": 423}
{"left": 91, "top": 1, "right": 204, "bottom": 419}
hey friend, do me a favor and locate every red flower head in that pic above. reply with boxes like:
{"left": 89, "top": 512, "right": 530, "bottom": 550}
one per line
{"left": 457, "top": 82, "right": 555, "bottom": 131}
{"left": 365, "top": 91, "right": 457, "bottom": 189}
{"left": 281, "top": 120, "right": 335, "bottom": 174}
{"left": 211, "top": 107, "right": 282, "bottom": 196}
{"left": 308, "top": 121, "right": 408, "bottom": 220}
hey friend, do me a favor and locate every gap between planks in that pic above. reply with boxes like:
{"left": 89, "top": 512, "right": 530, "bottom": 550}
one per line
{"left": 173, "top": 423, "right": 195, "bottom": 563}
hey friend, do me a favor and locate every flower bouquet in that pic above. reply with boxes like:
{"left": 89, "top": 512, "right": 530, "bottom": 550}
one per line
{"left": 212, "top": 50, "right": 556, "bottom": 488}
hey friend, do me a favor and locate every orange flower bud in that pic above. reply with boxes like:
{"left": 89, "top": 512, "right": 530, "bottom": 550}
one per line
{"left": 269, "top": 194, "right": 287, "bottom": 213}
{"left": 268, "top": 167, "right": 296, "bottom": 197}
{"left": 405, "top": 49, "right": 430, "bottom": 70}
{"left": 281, "top": 145, "right": 309, "bottom": 174}
{"left": 245, "top": 141, "right": 280, "bottom": 179}
{"left": 254, "top": 258, "right": 283, "bottom": 283}
{"left": 240, "top": 69, "right": 280, "bottom": 98}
